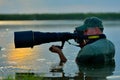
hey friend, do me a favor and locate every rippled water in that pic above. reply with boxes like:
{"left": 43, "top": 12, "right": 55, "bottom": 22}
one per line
{"left": 0, "top": 20, "right": 120, "bottom": 79}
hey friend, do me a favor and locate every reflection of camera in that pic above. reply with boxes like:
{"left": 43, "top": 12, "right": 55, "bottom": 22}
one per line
{"left": 14, "top": 31, "right": 106, "bottom": 48}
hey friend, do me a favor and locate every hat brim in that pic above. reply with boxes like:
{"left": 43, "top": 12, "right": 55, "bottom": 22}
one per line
{"left": 76, "top": 25, "right": 87, "bottom": 31}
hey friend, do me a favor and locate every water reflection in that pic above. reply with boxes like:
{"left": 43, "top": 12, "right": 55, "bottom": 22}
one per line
{"left": 7, "top": 48, "right": 38, "bottom": 70}
{"left": 48, "top": 61, "right": 115, "bottom": 80}
{"left": 77, "top": 61, "right": 115, "bottom": 80}
{"left": 16, "top": 61, "right": 115, "bottom": 80}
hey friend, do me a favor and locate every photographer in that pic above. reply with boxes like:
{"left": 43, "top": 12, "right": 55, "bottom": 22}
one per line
{"left": 49, "top": 17, "right": 115, "bottom": 64}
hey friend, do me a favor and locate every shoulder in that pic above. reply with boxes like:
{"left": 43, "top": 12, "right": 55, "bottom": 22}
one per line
{"left": 89, "top": 39, "right": 115, "bottom": 48}
{"left": 79, "top": 39, "right": 115, "bottom": 55}
{"left": 94, "top": 38, "right": 114, "bottom": 45}
{"left": 79, "top": 44, "right": 95, "bottom": 55}
{"left": 76, "top": 39, "right": 115, "bottom": 64}
{"left": 93, "top": 39, "right": 115, "bottom": 51}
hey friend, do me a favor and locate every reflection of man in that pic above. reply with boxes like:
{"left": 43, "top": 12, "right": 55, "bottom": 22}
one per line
{"left": 75, "top": 60, "right": 115, "bottom": 80}
{"left": 49, "top": 61, "right": 115, "bottom": 80}
{"left": 49, "top": 17, "right": 115, "bottom": 64}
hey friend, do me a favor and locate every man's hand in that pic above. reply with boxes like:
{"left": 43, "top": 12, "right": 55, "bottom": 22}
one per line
{"left": 49, "top": 45, "right": 67, "bottom": 63}
{"left": 49, "top": 45, "right": 62, "bottom": 54}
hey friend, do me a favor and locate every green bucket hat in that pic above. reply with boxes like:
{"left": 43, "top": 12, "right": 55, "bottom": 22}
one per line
{"left": 75, "top": 17, "right": 103, "bottom": 32}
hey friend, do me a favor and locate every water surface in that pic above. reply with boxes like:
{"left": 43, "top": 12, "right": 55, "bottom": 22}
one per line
{"left": 0, "top": 20, "right": 120, "bottom": 80}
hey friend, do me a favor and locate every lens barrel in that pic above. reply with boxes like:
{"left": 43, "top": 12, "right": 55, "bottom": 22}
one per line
{"left": 14, "top": 31, "right": 76, "bottom": 48}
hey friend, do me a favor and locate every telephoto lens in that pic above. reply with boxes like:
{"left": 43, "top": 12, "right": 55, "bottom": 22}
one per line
{"left": 14, "top": 30, "right": 76, "bottom": 48}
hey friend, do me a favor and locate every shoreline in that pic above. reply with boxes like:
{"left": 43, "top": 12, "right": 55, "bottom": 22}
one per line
{"left": 0, "top": 13, "right": 120, "bottom": 20}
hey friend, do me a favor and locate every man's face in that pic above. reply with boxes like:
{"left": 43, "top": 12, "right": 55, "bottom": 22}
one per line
{"left": 83, "top": 27, "right": 102, "bottom": 35}
{"left": 78, "top": 27, "right": 103, "bottom": 48}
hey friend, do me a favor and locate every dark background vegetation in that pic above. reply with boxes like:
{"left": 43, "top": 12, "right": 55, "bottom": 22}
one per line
{"left": 0, "top": 13, "right": 120, "bottom": 20}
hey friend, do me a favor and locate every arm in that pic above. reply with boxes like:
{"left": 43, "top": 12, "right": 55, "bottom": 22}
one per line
{"left": 49, "top": 45, "right": 67, "bottom": 63}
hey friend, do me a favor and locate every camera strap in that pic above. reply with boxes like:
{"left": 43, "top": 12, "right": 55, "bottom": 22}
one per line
{"left": 67, "top": 41, "right": 80, "bottom": 47}
{"left": 67, "top": 34, "right": 106, "bottom": 47}
{"left": 85, "top": 34, "right": 106, "bottom": 45}
{"left": 84, "top": 34, "right": 106, "bottom": 40}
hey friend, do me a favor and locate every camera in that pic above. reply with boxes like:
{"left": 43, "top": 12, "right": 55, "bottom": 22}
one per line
{"left": 14, "top": 31, "right": 80, "bottom": 48}
{"left": 14, "top": 30, "right": 105, "bottom": 48}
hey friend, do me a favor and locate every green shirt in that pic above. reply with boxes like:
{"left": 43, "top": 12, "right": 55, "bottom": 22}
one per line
{"left": 76, "top": 39, "right": 115, "bottom": 64}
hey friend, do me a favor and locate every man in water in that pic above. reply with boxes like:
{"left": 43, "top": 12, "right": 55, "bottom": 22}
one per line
{"left": 49, "top": 17, "right": 115, "bottom": 64}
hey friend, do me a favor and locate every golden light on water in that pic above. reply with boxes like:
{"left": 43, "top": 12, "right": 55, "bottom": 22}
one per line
{"left": 8, "top": 48, "right": 34, "bottom": 62}
{"left": 7, "top": 47, "right": 38, "bottom": 69}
